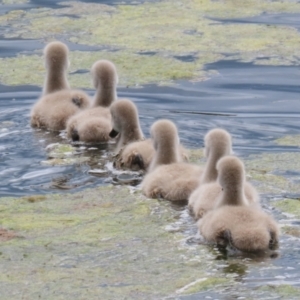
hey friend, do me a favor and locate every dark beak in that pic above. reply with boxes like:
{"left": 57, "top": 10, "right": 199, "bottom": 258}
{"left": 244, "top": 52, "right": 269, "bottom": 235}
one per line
{"left": 109, "top": 128, "right": 119, "bottom": 138}
{"left": 131, "top": 153, "right": 145, "bottom": 170}
{"left": 72, "top": 96, "right": 81, "bottom": 107}
{"left": 71, "top": 129, "right": 80, "bottom": 141}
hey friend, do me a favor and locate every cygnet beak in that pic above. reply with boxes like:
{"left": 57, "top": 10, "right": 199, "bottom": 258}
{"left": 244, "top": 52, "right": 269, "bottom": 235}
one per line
{"left": 71, "top": 129, "right": 80, "bottom": 141}
{"left": 109, "top": 128, "right": 119, "bottom": 138}
{"left": 72, "top": 96, "right": 82, "bottom": 107}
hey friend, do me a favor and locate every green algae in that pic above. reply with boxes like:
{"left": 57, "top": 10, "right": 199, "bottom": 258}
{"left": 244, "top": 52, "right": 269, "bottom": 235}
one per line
{"left": 275, "top": 135, "right": 300, "bottom": 147}
{"left": 70, "top": 50, "right": 211, "bottom": 87}
{"left": 246, "top": 152, "right": 300, "bottom": 173}
{"left": 0, "top": 50, "right": 212, "bottom": 88}
{"left": 1, "top": 0, "right": 300, "bottom": 87}
{"left": 42, "top": 143, "right": 89, "bottom": 166}
{"left": 0, "top": 185, "right": 233, "bottom": 298}
{"left": 0, "top": 157, "right": 298, "bottom": 298}
{"left": 24, "top": 195, "right": 47, "bottom": 203}
{"left": 246, "top": 170, "right": 295, "bottom": 194}
{"left": 188, "top": 148, "right": 205, "bottom": 164}
{"left": 275, "top": 285, "right": 300, "bottom": 298}
{"left": 46, "top": 143, "right": 75, "bottom": 157}
{"left": 281, "top": 226, "right": 300, "bottom": 238}
{"left": 271, "top": 198, "right": 300, "bottom": 218}
{"left": 245, "top": 152, "right": 300, "bottom": 194}
{"left": 259, "top": 285, "right": 300, "bottom": 299}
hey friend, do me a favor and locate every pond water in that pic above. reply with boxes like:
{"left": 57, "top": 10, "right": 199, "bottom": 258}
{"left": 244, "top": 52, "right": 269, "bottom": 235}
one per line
{"left": 1, "top": 60, "right": 300, "bottom": 197}
{"left": 1, "top": 0, "right": 300, "bottom": 299}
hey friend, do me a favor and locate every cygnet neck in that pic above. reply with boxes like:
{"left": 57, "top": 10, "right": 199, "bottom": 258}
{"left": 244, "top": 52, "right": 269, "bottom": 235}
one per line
{"left": 116, "top": 120, "right": 143, "bottom": 151}
{"left": 93, "top": 85, "right": 116, "bottom": 108}
{"left": 201, "top": 152, "right": 219, "bottom": 184}
{"left": 150, "top": 140, "right": 180, "bottom": 172}
{"left": 43, "top": 67, "right": 69, "bottom": 95}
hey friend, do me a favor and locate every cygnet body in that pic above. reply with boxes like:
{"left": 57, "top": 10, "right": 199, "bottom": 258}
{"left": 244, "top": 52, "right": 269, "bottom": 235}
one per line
{"left": 109, "top": 100, "right": 188, "bottom": 170}
{"left": 198, "top": 156, "right": 279, "bottom": 252}
{"left": 31, "top": 90, "right": 90, "bottom": 131}
{"left": 66, "top": 60, "right": 118, "bottom": 143}
{"left": 31, "top": 41, "right": 90, "bottom": 131}
{"left": 109, "top": 99, "right": 152, "bottom": 170}
{"left": 188, "top": 128, "right": 258, "bottom": 219}
{"left": 141, "top": 120, "right": 202, "bottom": 202}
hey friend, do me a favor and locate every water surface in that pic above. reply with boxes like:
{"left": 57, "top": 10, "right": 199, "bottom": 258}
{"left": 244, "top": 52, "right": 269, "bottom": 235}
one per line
{"left": 1, "top": 60, "right": 300, "bottom": 196}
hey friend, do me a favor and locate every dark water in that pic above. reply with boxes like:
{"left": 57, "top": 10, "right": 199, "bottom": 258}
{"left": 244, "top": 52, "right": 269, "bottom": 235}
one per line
{"left": 1, "top": 1, "right": 300, "bottom": 299}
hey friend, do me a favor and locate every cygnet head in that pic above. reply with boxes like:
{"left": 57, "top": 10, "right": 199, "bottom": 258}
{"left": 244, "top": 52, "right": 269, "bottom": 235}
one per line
{"left": 91, "top": 60, "right": 118, "bottom": 107}
{"left": 43, "top": 41, "right": 70, "bottom": 94}
{"left": 217, "top": 156, "right": 245, "bottom": 189}
{"left": 216, "top": 155, "right": 247, "bottom": 207}
{"left": 204, "top": 128, "right": 232, "bottom": 160}
{"left": 201, "top": 128, "right": 232, "bottom": 184}
{"left": 44, "top": 41, "right": 69, "bottom": 73}
{"left": 151, "top": 119, "right": 180, "bottom": 150}
{"left": 148, "top": 119, "right": 181, "bottom": 171}
{"left": 109, "top": 99, "right": 143, "bottom": 149}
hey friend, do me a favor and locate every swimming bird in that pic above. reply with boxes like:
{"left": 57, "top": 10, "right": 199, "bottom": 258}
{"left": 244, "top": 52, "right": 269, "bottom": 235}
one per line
{"left": 109, "top": 100, "right": 188, "bottom": 171}
{"left": 188, "top": 129, "right": 258, "bottom": 219}
{"left": 31, "top": 89, "right": 90, "bottom": 131}
{"left": 109, "top": 99, "right": 152, "bottom": 170}
{"left": 198, "top": 156, "right": 279, "bottom": 253}
{"left": 66, "top": 60, "right": 118, "bottom": 143}
{"left": 141, "top": 119, "right": 202, "bottom": 202}
{"left": 30, "top": 41, "right": 90, "bottom": 131}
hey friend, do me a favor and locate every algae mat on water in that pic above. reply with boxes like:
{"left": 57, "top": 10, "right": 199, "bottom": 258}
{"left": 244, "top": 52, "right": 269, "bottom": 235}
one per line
{"left": 0, "top": 0, "right": 300, "bottom": 86}
{"left": 245, "top": 151, "right": 300, "bottom": 194}
{"left": 0, "top": 185, "right": 232, "bottom": 299}
{"left": 1, "top": 149, "right": 300, "bottom": 298}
